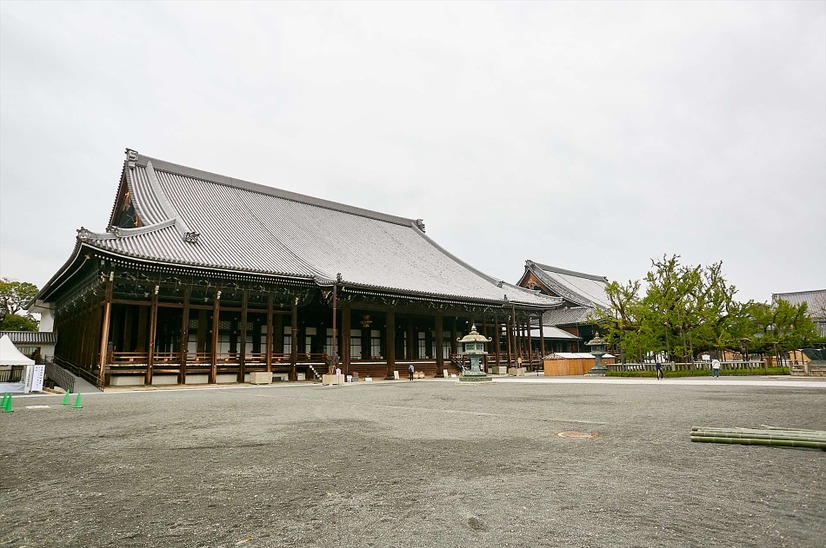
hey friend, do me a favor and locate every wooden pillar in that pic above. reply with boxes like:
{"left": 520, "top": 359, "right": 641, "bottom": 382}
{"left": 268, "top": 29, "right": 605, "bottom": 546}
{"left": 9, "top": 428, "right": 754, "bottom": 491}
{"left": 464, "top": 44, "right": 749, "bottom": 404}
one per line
{"left": 342, "top": 302, "right": 351, "bottom": 373}
{"left": 290, "top": 297, "right": 298, "bottom": 381}
{"left": 506, "top": 311, "right": 514, "bottom": 367}
{"left": 197, "top": 309, "right": 208, "bottom": 353}
{"left": 386, "top": 309, "right": 395, "bottom": 377}
{"left": 145, "top": 285, "right": 159, "bottom": 385}
{"left": 526, "top": 316, "right": 534, "bottom": 371}
{"left": 407, "top": 318, "right": 415, "bottom": 361}
{"left": 450, "top": 317, "right": 458, "bottom": 356}
{"left": 179, "top": 287, "right": 191, "bottom": 385}
{"left": 238, "top": 290, "right": 248, "bottom": 382}
{"left": 80, "top": 309, "right": 89, "bottom": 366}
{"left": 97, "top": 271, "right": 114, "bottom": 386}
{"left": 136, "top": 307, "right": 148, "bottom": 352}
{"left": 266, "top": 294, "right": 273, "bottom": 373}
{"left": 210, "top": 291, "right": 221, "bottom": 384}
{"left": 123, "top": 306, "right": 133, "bottom": 351}
{"left": 435, "top": 313, "right": 444, "bottom": 375}
{"left": 274, "top": 314, "right": 284, "bottom": 355}
{"left": 539, "top": 321, "right": 546, "bottom": 361}
{"left": 89, "top": 306, "right": 100, "bottom": 367}
{"left": 494, "top": 315, "right": 502, "bottom": 369}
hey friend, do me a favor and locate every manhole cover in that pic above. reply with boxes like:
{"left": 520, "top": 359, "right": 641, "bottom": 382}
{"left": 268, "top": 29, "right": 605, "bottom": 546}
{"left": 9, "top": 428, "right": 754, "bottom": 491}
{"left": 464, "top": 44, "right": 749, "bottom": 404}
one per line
{"left": 557, "top": 431, "right": 599, "bottom": 439}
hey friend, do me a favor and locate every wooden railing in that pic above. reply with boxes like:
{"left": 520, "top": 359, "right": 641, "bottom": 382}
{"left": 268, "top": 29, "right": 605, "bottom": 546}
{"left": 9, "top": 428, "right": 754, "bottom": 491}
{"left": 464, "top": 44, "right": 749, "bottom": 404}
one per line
{"left": 109, "top": 351, "right": 305, "bottom": 365}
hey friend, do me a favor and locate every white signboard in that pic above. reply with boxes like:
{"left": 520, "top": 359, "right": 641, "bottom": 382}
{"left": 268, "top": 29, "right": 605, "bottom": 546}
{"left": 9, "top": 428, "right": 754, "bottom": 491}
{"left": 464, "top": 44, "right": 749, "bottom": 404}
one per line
{"left": 31, "top": 364, "right": 45, "bottom": 392}
{"left": 23, "top": 364, "right": 46, "bottom": 393}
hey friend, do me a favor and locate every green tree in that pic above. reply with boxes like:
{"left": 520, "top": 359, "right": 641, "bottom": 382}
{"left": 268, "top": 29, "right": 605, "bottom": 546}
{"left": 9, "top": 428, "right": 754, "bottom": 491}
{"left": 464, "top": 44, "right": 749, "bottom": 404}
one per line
{"left": 599, "top": 255, "right": 748, "bottom": 363}
{"left": 592, "top": 279, "right": 646, "bottom": 363}
{"left": 0, "top": 313, "right": 39, "bottom": 331}
{"left": 0, "top": 278, "right": 39, "bottom": 316}
{"left": 0, "top": 278, "right": 40, "bottom": 332}
{"left": 747, "top": 299, "right": 818, "bottom": 361}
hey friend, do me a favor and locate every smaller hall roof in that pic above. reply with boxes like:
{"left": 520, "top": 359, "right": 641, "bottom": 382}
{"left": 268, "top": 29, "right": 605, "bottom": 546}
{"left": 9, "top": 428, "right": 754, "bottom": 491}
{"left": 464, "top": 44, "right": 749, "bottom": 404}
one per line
{"left": 522, "top": 261, "right": 611, "bottom": 310}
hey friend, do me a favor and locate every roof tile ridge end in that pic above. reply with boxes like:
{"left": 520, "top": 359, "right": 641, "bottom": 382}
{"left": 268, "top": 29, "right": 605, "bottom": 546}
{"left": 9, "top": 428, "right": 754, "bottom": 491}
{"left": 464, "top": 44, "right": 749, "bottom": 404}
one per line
{"left": 534, "top": 262, "right": 607, "bottom": 282}
{"left": 144, "top": 160, "right": 196, "bottom": 240}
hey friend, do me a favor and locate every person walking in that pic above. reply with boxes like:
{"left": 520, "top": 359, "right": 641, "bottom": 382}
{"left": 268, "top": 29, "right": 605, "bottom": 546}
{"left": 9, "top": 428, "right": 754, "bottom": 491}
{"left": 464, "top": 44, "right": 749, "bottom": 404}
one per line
{"left": 712, "top": 358, "right": 721, "bottom": 379}
{"left": 408, "top": 363, "right": 415, "bottom": 381}
{"left": 655, "top": 361, "right": 663, "bottom": 380}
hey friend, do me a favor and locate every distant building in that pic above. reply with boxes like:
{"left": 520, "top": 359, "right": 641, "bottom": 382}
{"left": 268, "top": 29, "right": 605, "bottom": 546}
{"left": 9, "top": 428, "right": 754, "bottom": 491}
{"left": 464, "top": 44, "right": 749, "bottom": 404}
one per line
{"left": 772, "top": 289, "right": 826, "bottom": 337}
{"left": 517, "top": 260, "right": 611, "bottom": 353}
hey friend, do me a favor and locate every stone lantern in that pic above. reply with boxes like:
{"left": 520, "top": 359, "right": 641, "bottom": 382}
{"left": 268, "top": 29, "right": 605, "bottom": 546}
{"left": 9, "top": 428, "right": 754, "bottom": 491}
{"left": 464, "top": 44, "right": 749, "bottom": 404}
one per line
{"left": 586, "top": 332, "right": 608, "bottom": 376}
{"left": 457, "top": 324, "right": 492, "bottom": 383}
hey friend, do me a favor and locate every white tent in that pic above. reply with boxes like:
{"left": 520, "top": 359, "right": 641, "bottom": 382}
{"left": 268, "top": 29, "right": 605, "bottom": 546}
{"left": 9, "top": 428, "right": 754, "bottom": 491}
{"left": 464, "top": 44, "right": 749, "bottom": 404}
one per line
{"left": 1, "top": 334, "right": 37, "bottom": 393}
{"left": 0, "top": 334, "right": 35, "bottom": 366}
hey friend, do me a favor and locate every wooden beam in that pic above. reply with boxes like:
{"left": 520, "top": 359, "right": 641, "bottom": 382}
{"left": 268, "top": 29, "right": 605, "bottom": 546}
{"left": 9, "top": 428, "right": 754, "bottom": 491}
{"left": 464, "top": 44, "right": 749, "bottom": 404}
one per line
{"left": 146, "top": 285, "right": 159, "bottom": 385}
{"left": 435, "top": 313, "right": 444, "bottom": 374}
{"left": 238, "top": 290, "right": 248, "bottom": 383}
{"left": 266, "top": 293, "right": 273, "bottom": 373}
{"left": 97, "top": 271, "right": 114, "bottom": 386}
{"left": 342, "top": 302, "right": 351, "bottom": 373}
{"left": 494, "top": 315, "right": 501, "bottom": 368}
{"left": 506, "top": 309, "right": 514, "bottom": 368}
{"left": 407, "top": 318, "right": 415, "bottom": 361}
{"left": 290, "top": 297, "right": 298, "bottom": 381}
{"left": 210, "top": 291, "right": 221, "bottom": 384}
{"left": 540, "top": 321, "right": 546, "bottom": 362}
{"left": 179, "top": 287, "right": 191, "bottom": 385}
{"left": 386, "top": 309, "right": 396, "bottom": 378}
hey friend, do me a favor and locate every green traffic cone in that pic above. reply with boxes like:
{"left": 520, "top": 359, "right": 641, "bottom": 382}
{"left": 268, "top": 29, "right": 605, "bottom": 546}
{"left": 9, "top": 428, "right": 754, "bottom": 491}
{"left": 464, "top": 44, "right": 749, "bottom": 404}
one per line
{"left": 2, "top": 394, "right": 12, "bottom": 413}
{"left": 72, "top": 393, "right": 83, "bottom": 409}
{"left": 62, "top": 390, "right": 71, "bottom": 405}
{"left": 0, "top": 393, "right": 8, "bottom": 409}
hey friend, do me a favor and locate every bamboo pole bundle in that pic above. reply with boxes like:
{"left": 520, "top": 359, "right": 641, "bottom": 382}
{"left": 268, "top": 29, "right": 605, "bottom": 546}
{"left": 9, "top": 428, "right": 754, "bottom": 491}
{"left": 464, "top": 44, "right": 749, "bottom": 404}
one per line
{"left": 690, "top": 426, "right": 826, "bottom": 450}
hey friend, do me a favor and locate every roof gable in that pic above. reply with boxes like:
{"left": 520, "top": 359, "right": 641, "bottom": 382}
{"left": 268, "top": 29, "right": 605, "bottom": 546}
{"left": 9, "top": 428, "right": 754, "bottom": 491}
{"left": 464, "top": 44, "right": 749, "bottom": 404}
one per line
{"left": 521, "top": 260, "right": 611, "bottom": 310}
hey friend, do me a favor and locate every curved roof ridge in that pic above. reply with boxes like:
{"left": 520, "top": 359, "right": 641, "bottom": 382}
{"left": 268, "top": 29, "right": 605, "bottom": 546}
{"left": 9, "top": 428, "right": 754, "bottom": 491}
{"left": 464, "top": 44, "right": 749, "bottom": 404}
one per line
{"left": 526, "top": 261, "right": 599, "bottom": 308}
{"left": 137, "top": 152, "right": 417, "bottom": 228}
{"left": 144, "top": 160, "right": 197, "bottom": 238}
{"left": 413, "top": 229, "right": 562, "bottom": 307}
{"left": 529, "top": 260, "right": 607, "bottom": 282}
{"left": 77, "top": 219, "right": 177, "bottom": 242}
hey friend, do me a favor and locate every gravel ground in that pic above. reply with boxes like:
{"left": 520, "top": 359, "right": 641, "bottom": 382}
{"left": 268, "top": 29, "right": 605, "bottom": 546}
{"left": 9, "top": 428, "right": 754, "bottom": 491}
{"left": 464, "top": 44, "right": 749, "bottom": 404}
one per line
{"left": 1, "top": 377, "right": 824, "bottom": 548}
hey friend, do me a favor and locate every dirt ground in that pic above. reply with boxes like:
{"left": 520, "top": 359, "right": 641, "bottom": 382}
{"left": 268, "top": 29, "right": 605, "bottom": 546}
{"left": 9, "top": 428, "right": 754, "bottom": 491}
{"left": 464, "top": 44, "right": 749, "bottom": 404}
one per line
{"left": 1, "top": 377, "right": 824, "bottom": 548}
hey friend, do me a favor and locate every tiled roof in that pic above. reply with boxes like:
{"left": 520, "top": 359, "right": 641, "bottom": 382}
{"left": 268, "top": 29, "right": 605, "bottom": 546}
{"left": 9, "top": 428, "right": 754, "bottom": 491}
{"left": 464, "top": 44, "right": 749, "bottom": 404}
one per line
{"left": 772, "top": 290, "right": 826, "bottom": 319}
{"left": 542, "top": 306, "right": 594, "bottom": 326}
{"left": 0, "top": 331, "right": 56, "bottom": 344}
{"left": 73, "top": 151, "right": 561, "bottom": 308}
{"left": 524, "top": 261, "right": 611, "bottom": 310}
{"left": 528, "top": 326, "right": 581, "bottom": 339}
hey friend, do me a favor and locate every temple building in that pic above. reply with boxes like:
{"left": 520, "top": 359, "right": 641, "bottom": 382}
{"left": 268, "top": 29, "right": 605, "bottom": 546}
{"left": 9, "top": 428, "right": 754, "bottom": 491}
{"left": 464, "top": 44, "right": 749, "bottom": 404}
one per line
{"left": 517, "top": 260, "right": 611, "bottom": 354}
{"left": 33, "top": 149, "right": 562, "bottom": 387}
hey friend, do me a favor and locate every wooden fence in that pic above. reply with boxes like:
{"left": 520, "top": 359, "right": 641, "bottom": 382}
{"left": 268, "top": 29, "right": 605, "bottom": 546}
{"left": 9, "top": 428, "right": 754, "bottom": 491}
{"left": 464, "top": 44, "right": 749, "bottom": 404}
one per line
{"left": 543, "top": 356, "right": 616, "bottom": 376}
{"left": 607, "top": 360, "right": 766, "bottom": 373}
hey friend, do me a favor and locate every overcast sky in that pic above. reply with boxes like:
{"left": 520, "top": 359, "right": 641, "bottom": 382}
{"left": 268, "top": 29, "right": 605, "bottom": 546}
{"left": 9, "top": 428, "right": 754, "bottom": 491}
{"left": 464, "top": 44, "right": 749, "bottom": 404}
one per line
{"left": 1, "top": 1, "right": 824, "bottom": 304}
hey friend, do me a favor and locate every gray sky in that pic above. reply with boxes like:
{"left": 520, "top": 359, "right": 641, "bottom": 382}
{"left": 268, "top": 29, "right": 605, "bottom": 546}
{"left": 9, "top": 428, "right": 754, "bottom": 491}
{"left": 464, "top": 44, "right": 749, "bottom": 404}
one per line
{"left": 2, "top": 1, "right": 824, "bottom": 303}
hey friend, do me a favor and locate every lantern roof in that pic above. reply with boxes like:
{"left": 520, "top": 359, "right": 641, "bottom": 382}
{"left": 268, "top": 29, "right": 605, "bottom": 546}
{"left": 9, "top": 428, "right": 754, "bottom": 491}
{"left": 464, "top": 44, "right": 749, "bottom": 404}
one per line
{"left": 458, "top": 324, "right": 492, "bottom": 344}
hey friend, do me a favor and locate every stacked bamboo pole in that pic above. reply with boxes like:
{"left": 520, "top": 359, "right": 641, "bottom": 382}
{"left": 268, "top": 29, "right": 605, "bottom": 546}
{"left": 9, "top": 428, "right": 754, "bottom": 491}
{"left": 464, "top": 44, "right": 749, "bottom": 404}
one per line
{"left": 691, "top": 426, "right": 826, "bottom": 450}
